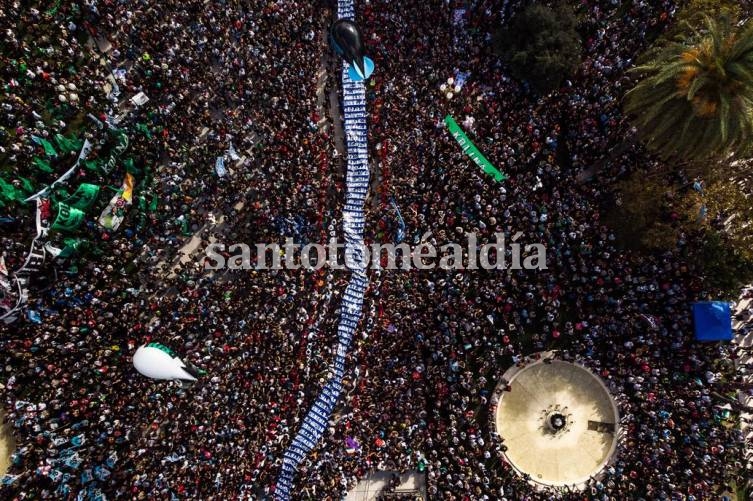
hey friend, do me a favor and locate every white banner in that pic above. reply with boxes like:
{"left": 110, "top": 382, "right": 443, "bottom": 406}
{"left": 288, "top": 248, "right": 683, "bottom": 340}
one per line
{"left": 0, "top": 199, "right": 51, "bottom": 323}
{"left": 274, "top": 1, "right": 370, "bottom": 498}
{"left": 130, "top": 92, "right": 149, "bottom": 106}
{"left": 0, "top": 237, "right": 46, "bottom": 323}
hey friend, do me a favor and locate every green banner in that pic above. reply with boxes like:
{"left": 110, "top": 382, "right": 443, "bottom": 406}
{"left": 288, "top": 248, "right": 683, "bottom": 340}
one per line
{"left": 63, "top": 183, "right": 100, "bottom": 210}
{"left": 444, "top": 115, "right": 507, "bottom": 182}
{"left": 99, "top": 130, "right": 129, "bottom": 174}
{"left": 51, "top": 203, "right": 85, "bottom": 232}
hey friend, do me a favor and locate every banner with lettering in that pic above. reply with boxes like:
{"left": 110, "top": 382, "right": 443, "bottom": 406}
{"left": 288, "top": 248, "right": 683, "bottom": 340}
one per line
{"left": 444, "top": 115, "right": 507, "bottom": 182}
{"left": 1, "top": 233, "right": 46, "bottom": 323}
{"left": 0, "top": 199, "right": 53, "bottom": 323}
{"left": 16, "top": 238, "right": 46, "bottom": 276}
{"left": 51, "top": 203, "right": 85, "bottom": 232}
{"left": 98, "top": 130, "right": 129, "bottom": 175}
{"left": 274, "top": 1, "right": 370, "bottom": 498}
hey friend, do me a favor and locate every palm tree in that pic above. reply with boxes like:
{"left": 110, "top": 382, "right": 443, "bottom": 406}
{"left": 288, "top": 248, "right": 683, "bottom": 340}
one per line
{"left": 624, "top": 16, "right": 753, "bottom": 161}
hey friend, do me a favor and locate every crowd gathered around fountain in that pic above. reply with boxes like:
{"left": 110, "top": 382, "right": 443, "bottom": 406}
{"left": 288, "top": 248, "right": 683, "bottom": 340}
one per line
{"left": 0, "top": 0, "right": 751, "bottom": 499}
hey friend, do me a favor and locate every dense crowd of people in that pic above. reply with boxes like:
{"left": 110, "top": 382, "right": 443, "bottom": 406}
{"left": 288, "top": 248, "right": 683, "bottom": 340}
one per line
{"left": 0, "top": 0, "right": 750, "bottom": 500}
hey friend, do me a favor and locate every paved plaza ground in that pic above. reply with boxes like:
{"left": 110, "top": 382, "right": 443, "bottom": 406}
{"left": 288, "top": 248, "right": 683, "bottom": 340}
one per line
{"left": 345, "top": 471, "right": 426, "bottom": 500}
{"left": 495, "top": 355, "right": 619, "bottom": 489}
{"left": 0, "top": 411, "right": 13, "bottom": 476}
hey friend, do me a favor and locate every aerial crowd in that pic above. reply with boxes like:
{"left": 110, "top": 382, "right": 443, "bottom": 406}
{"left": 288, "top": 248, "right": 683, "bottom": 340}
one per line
{"left": 0, "top": 0, "right": 750, "bottom": 500}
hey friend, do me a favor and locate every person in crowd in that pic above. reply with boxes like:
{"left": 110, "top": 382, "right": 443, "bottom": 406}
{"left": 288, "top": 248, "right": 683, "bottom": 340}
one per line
{"left": 0, "top": 1, "right": 749, "bottom": 500}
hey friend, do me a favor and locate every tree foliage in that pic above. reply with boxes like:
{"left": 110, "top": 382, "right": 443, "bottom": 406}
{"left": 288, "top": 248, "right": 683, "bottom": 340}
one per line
{"left": 704, "top": 169, "right": 753, "bottom": 263}
{"left": 605, "top": 174, "right": 702, "bottom": 251}
{"left": 606, "top": 171, "right": 753, "bottom": 294}
{"left": 624, "top": 16, "right": 753, "bottom": 161}
{"left": 494, "top": 4, "right": 582, "bottom": 94}
{"left": 678, "top": 0, "right": 742, "bottom": 27}
{"left": 695, "top": 230, "right": 753, "bottom": 296}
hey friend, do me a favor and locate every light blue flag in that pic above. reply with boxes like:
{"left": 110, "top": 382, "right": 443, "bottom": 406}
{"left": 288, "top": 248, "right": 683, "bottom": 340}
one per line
{"left": 390, "top": 197, "right": 405, "bottom": 243}
{"left": 215, "top": 157, "right": 227, "bottom": 178}
{"left": 28, "top": 310, "right": 42, "bottom": 324}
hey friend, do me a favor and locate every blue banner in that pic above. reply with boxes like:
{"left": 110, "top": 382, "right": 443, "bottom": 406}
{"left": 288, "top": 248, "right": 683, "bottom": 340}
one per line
{"left": 273, "top": 0, "right": 370, "bottom": 498}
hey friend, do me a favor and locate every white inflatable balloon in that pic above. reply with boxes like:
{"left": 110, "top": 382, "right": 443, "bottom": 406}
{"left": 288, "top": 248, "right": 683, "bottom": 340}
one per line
{"left": 133, "top": 344, "right": 198, "bottom": 381}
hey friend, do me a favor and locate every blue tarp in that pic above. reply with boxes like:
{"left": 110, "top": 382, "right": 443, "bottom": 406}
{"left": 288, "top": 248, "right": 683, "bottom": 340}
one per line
{"left": 693, "top": 301, "right": 733, "bottom": 342}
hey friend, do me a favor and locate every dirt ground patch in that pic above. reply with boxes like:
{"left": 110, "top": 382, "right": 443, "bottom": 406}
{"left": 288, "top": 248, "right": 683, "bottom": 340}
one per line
{"left": 0, "top": 411, "right": 15, "bottom": 475}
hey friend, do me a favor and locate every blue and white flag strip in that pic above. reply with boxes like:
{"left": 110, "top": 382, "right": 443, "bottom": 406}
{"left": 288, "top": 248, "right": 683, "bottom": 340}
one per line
{"left": 274, "top": 1, "right": 370, "bottom": 499}
{"left": 390, "top": 197, "right": 406, "bottom": 244}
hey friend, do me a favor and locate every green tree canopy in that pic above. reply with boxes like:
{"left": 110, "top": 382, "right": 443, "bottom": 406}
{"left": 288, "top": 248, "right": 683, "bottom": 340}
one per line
{"left": 624, "top": 16, "right": 753, "bottom": 161}
{"left": 493, "top": 4, "right": 582, "bottom": 94}
{"left": 605, "top": 170, "right": 753, "bottom": 295}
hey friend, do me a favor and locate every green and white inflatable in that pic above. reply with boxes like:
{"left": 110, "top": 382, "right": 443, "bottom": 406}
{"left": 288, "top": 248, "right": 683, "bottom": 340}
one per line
{"left": 132, "top": 343, "right": 198, "bottom": 382}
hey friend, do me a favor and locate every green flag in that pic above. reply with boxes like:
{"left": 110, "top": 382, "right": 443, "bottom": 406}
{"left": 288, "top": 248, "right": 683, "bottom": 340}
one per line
{"left": 51, "top": 203, "right": 85, "bottom": 232}
{"left": 54, "top": 133, "right": 83, "bottom": 154}
{"left": 444, "top": 115, "right": 507, "bottom": 182}
{"left": 64, "top": 183, "right": 100, "bottom": 210}
{"left": 45, "top": 0, "right": 62, "bottom": 15}
{"left": 58, "top": 238, "right": 87, "bottom": 259}
{"left": 18, "top": 177, "right": 34, "bottom": 193}
{"left": 33, "top": 157, "right": 54, "bottom": 173}
{"left": 136, "top": 123, "right": 153, "bottom": 139}
{"left": 0, "top": 178, "right": 24, "bottom": 202}
{"left": 83, "top": 159, "right": 99, "bottom": 171}
{"left": 32, "top": 135, "right": 58, "bottom": 157}
{"left": 149, "top": 194, "right": 158, "bottom": 212}
{"left": 123, "top": 158, "right": 141, "bottom": 175}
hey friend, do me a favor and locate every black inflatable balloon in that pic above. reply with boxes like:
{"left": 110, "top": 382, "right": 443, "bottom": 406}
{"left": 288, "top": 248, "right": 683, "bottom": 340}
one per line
{"left": 329, "top": 19, "right": 366, "bottom": 79}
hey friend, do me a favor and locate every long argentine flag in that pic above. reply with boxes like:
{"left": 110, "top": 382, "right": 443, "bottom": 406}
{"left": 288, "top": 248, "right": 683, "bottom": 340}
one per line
{"left": 273, "top": 1, "right": 370, "bottom": 499}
